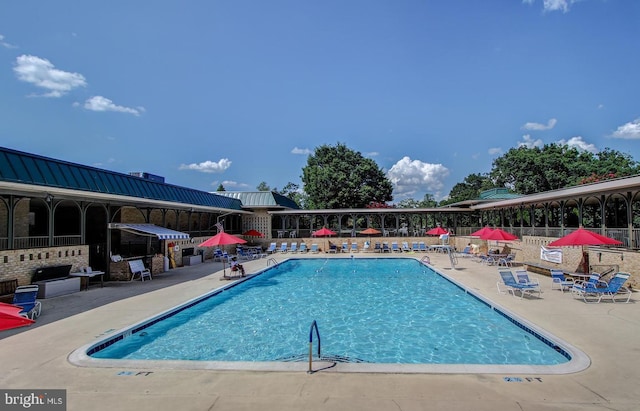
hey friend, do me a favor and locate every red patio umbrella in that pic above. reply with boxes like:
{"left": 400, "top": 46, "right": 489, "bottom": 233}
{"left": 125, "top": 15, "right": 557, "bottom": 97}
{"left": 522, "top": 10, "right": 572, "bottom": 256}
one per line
{"left": 312, "top": 227, "right": 337, "bottom": 252}
{"left": 312, "top": 227, "right": 336, "bottom": 237}
{"left": 548, "top": 228, "right": 622, "bottom": 247}
{"left": 199, "top": 232, "right": 247, "bottom": 248}
{"left": 426, "top": 227, "right": 448, "bottom": 235}
{"left": 470, "top": 226, "right": 494, "bottom": 237}
{"left": 359, "top": 228, "right": 381, "bottom": 236}
{"left": 242, "top": 229, "right": 264, "bottom": 237}
{"left": 481, "top": 228, "right": 518, "bottom": 241}
{"left": 480, "top": 229, "right": 518, "bottom": 254}
{"left": 199, "top": 232, "right": 247, "bottom": 277}
{"left": 548, "top": 228, "right": 622, "bottom": 273}
{"left": 0, "top": 302, "right": 35, "bottom": 331}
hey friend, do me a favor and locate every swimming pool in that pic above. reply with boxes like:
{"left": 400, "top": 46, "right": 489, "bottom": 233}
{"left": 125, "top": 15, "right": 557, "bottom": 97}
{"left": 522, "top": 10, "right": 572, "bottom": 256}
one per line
{"left": 71, "top": 258, "right": 590, "bottom": 373}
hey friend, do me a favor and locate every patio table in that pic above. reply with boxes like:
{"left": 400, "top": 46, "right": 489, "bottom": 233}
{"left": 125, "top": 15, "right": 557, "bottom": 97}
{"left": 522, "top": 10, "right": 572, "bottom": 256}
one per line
{"left": 69, "top": 270, "right": 105, "bottom": 290}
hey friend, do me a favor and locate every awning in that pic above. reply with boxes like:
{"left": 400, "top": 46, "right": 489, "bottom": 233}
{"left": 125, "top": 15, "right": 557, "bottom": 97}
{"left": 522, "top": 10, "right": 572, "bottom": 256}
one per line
{"left": 108, "top": 223, "right": 190, "bottom": 240}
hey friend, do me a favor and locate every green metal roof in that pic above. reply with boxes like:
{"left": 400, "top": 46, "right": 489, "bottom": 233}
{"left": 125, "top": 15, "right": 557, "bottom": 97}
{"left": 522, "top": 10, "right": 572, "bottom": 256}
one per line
{"left": 216, "top": 191, "right": 300, "bottom": 209}
{"left": 0, "top": 146, "right": 243, "bottom": 210}
{"left": 478, "top": 188, "right": 522, "bottom": 200}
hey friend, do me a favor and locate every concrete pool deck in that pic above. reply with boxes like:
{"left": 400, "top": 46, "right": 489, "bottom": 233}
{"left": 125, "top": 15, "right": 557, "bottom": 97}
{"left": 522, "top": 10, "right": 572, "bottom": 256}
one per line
{"left": 1, "top": 252, "right": 639, "bottom": 410}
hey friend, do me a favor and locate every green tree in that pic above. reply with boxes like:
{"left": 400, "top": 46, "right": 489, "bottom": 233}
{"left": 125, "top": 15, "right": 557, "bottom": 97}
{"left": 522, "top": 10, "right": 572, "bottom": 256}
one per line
{"left": 397, "top": 193, "right": 439, "bottom": 208}
{"left": 301, "top": 143, "right": 393, "bottom": 209}
{"left": 441, "top": 173, "right": 493, "bottom": 205}
{"left": 256, "top": 182, "right": 270, "bottom": 191}
{"left": 216, "top": 184, "right": 225, "bottom": 191}
{"left": 590, "top": 148, "right": 640, "bottom": 180}
{"left": 490, "top": 145, "right": 640, "bottom": 194}
{"left": 277, "top": 182, "right": 307, "bottom": 209}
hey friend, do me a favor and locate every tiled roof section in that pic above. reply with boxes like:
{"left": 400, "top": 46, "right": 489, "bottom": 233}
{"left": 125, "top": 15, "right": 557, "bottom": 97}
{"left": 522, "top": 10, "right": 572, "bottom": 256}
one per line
{"left": 217, "top": 191, "right": 300, "bottom": 209}
{"left": 0, "top": 146, "right": 243, "bottom": 210}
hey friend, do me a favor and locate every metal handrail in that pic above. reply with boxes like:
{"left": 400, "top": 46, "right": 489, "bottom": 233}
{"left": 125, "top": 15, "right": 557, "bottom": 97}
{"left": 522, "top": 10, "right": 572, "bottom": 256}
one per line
{"left": 267, "top": 258, "right": 278, "bottom": 266}
{"left": 308, "top": 320, "right": 321, "bottom": 374}
{"left": 447, "top": 247, "right": 458, "bottom": 269}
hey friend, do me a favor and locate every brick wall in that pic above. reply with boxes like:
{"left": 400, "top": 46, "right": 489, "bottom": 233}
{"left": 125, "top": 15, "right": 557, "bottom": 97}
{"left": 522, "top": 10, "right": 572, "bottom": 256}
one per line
{"left": 0, "top": 245, "right": 89, "bottom": 286}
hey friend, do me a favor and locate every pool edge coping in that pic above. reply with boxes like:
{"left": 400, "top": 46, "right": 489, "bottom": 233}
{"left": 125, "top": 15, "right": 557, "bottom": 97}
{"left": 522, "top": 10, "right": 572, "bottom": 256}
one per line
{"left": 67, "top": 257, "right": 591, "bottom": 375}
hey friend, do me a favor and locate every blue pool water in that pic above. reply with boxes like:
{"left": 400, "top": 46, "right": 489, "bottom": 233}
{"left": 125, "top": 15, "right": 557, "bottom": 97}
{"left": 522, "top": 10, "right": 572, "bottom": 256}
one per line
{"left": 91, "top": 258, "right": 569, "bottom": 365}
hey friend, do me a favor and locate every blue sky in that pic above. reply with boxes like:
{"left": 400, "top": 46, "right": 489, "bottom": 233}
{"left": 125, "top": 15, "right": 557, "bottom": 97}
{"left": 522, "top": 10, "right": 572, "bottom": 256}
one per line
{"left": 1, "top": 0, "right": 639, "bottom": 202}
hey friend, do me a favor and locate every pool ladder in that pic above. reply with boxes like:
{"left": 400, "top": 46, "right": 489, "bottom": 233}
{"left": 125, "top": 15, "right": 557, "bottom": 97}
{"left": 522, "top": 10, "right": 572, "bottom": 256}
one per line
{"left": 267, "top": 258, "right": 278, "bottom": 266}
{"left": 308, "top": 320, "right": 321, "bottom": 374}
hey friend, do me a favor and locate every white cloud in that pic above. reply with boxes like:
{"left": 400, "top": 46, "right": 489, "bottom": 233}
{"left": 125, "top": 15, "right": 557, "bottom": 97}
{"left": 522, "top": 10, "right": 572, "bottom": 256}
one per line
{"left": 0, "top": 34, "right": 17, "bottom": 48}
{"left": 13, "top": 54, "right": 86, "bottom": 97}
{"left": 522, "top": 118, "right": 557, "bottom": 131}
{"left": 179, "top": 159, "right": 232, "bottom": 173}
{"left": 524, "top": 0, "right": 577, "bottom": 13}
{"left": 82, "top": 96, "right": 144, "bottom": 116}
{"left": 386, "top": 156, "right": 449, "bottom": 199}
{"left": 543, "top": 0, "right": 575, "bottom": 13}
{"left": 488, "top": 147, "right": 503, "bottom": 155}
{"left": 226, "top": 181, "right": 250, "bottom": 188}
{"left": 518, "top": 134, "right": 544, "bottom": 148}
{"left": 556, "top": 136, "right": 598, "bottom": 153}
{"left": 610, "top": 118, "right": 640, "bottom": 140}
{"left": 365, "top": 151, "right": 379, "bottom": 157}
{"left": 291, "top": 147, "right": 311, "bottom": 155}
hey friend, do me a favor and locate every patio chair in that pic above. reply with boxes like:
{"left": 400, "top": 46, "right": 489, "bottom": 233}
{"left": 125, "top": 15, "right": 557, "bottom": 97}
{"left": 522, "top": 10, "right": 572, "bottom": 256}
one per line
{"left": 391, "top": 242, "right": 401, "bottom": 253}
{"left": 572, "top": 273, "right": 630, "bottom": 303}
{"left": 497, "top": 270, "right": 542, "bottom": 299}
{"left": 374, "top": 243, "right": 382, "bottom": 253}
{"left": 498, "top": 254, "right": 516, "bottom": 266}
{"left": 310, "top": 243, "right": 319, "bottom": 253}
{"left": 351, "top": 242, "right": 359, "bottom": 253}
{"left": 411, "top": 242, "right": 419, "bottom": 252}
{"left": 289, "top": 242, "right": 298, "bottom": 253}
{"left": 279, "top": 242, "right": 288, "bottom": 253}
{"left": 550, "top": 269, "right": 574, "bottom": 293}
{"left": 213, "top": 248, "right": 230, "bottom": 262}
{"left": 382, "top": 242, "right": 391, "bottom": 253}
{"left": 236, "top": 248, "right": 254, "bottom": 260}
{"left": 515, "top": 270, "right": 540, "bottom": 287}
{"left": 128, "top": 259, "right": 152, "bottom": 281}
{"left": 571, "top": 273, "right": 605, "bottom": 298}
{"left": 577, "top": 272, "right": 632, "bottom": 303}
{"left": 362, "top": 241, "right": 370, "bottom": 252}
{"left": 401, "top": 241, "right": 411, "bottom": 252}
{"left": 299, "top": 243, "right": 308, "bottom": 253}
{"left": 341, "top": 242, "right": 349, "bottom": 253}
{"left": 455, "top": 246, "right": 473, "bottom": 258}
{"left": 266, "top": 242, "right": 277, "bottom": 254}
{"left": 12, "top": 285, "right": 42, "bottom": 320}
{"left": 478, "top": 254, "right": 498, "bottom": 266}
{"left": 418, "top": 242, "right": 427, "bottom": 252}
{"left": 328, "top": 243, "right": 338, "bottom": 253}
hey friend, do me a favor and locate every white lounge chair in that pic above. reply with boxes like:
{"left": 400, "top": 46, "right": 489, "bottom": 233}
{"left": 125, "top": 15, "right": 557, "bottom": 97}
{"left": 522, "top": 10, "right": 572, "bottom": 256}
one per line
{"left": 128, "top": 259, "right": 152, "bottom": 282}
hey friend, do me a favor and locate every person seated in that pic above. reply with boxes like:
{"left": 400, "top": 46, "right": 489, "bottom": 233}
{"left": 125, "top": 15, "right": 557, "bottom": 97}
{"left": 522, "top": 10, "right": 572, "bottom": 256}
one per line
{"left": 230, "top": 257, "right": 245, "bottom": 276}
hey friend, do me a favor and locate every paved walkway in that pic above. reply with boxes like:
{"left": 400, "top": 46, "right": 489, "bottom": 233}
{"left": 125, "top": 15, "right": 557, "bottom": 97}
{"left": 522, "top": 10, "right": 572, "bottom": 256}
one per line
{"left": 1, "top": 252, "right": 639, "bottom": 411}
